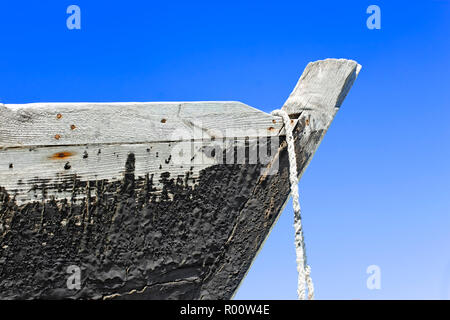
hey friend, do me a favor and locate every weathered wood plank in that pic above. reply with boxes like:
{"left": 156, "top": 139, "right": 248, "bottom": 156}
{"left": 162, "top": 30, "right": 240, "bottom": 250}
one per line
{"left": 0, "top": 102, "right": 283, "bottom": 148}
{"left": 0, "top": 137, "right": 279, "bottom": 204}
{"left": 197, "top": 59, "right": 361, "bottom": 299}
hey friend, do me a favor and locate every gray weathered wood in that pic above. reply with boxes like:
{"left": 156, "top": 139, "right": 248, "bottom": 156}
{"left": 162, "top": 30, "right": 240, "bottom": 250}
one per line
{"left": 0, "top": 102, "right": 283, "bottom": 148}
{"left": 0, "top": 101, "right": 283, "bottom": 204}
{"left": 0, "top": 59, "right": 360, "bottom": 300}
{"left": 0, "top": 137, "right": 278, "bottom": 204}
{"left": 282, "top": 58, "right": 361, "bottom": 117}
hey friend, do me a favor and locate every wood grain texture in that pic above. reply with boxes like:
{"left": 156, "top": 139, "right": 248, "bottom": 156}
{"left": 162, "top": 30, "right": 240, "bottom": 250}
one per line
{"left": 0, "top": 101, "right": 283, "bottom": 148}
{"left": 0, "top": 101, "right": 282, "bottom": 204}
{"left": 0, "top": 59, "right": 360, "bottom": 300}
{"left": 0, "top": 137, "right": 279, "bottom": 204}
{"left": 282, "top": 59, "right": 361, "bottom": 118}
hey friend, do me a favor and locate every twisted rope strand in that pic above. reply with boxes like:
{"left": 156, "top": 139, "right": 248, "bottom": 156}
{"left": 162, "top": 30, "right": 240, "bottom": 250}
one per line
{"left": 271, "top": 109, "right": 314, "bottom": 300}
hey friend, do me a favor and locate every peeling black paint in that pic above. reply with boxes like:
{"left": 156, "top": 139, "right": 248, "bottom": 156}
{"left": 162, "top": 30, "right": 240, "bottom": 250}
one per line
{"left": 0, "top": 120, "right": 323, "bottom": 300}
{"left": 0, "top": 151, "right": 266, "bottom": 299}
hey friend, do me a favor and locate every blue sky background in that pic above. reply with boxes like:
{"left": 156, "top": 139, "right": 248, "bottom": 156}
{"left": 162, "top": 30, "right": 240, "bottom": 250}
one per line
{"left": 0, "top": 1, "right": 449, "bottom": 299}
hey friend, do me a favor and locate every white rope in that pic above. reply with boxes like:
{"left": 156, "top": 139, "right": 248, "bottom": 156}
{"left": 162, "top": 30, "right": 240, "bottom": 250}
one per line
{"left": 271, "top": 109, "right": 314, "bottom": 300}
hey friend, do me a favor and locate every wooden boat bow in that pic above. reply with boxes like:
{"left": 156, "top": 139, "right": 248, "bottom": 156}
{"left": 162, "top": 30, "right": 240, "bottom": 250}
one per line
{"left": 0, "top": 59, "right": 360, "bottom": 299}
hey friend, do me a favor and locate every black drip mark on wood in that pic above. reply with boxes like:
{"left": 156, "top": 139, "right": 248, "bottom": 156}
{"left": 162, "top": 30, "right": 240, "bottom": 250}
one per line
{"left": 8, "top": 163, "right": 13, "bottom": 169}
{"left": 83, "top": 151, "right": 88, "bottom": 159}
{"left": 64, "top": 162, "right": 71, "bottom": 170}
{"left": 121, "top": 153, "right": 135, "bottom": 195}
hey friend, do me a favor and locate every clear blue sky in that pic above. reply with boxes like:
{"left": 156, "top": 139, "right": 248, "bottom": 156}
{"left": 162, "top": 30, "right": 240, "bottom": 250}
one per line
{"left": 1, "top": 1, "right": 449, "bottom": 299}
